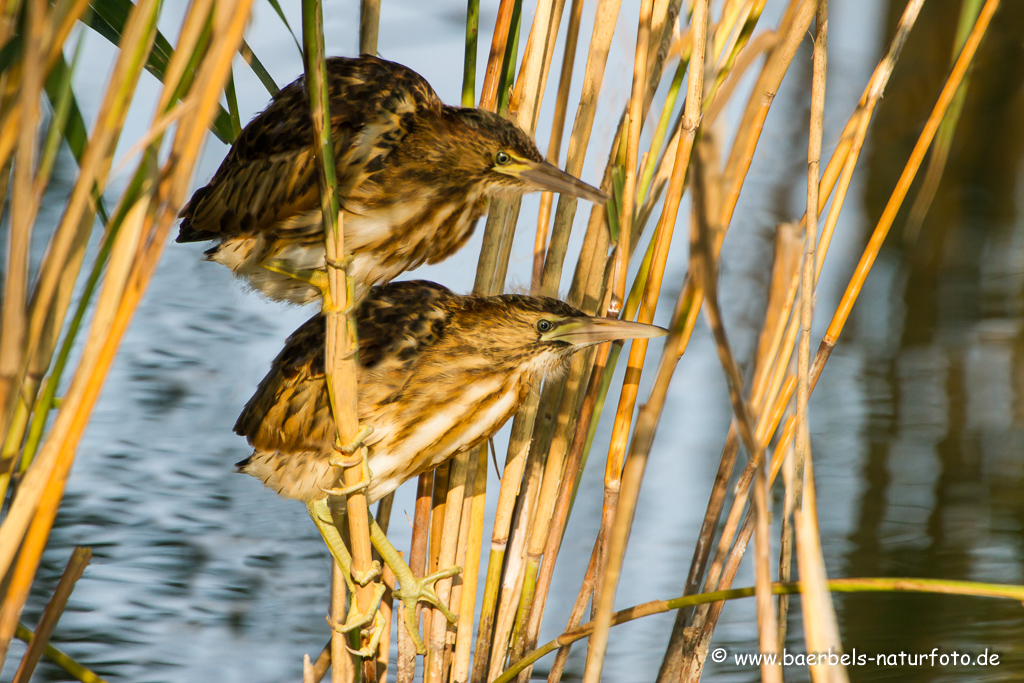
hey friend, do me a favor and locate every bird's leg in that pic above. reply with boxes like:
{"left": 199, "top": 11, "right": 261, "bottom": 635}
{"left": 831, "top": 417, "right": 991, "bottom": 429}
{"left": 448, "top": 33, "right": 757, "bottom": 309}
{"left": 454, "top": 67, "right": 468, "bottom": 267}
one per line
{"left": 308, "top": 498, "right": 386, "bottom": 657}
{"left": 262, "top": 255, "right": 359, "bottom": 311}
{"left": 307, "top": 498, "right": 382, "bottom": 592}
{"left": 368, "top": 517, "right": 462, "bottom": 655}
{"left": 260, "top": 258, "right": 329, "bottom": 294}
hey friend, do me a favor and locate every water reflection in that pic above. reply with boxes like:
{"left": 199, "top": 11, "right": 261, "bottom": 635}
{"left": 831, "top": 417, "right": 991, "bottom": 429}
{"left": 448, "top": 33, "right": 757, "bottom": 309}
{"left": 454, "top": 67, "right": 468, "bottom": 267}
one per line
{"left": 6, "top": 0, "right": 1024, "bottom": 682}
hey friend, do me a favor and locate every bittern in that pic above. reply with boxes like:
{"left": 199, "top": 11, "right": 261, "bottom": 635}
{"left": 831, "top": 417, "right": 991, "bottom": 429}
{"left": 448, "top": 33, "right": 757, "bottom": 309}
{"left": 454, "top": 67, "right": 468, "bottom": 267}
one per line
{"left": 234, "top": 280, "right": 666, "bottom": 652}
{"left": 177, "top": 55, "right": 605, "bottom": 304}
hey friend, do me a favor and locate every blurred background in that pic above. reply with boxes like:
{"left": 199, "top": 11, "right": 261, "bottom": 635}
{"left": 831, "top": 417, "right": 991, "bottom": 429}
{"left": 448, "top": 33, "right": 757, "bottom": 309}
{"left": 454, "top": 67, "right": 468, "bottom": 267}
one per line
{"left": 4, "top": 0, "right": 1023, "bottom": 681}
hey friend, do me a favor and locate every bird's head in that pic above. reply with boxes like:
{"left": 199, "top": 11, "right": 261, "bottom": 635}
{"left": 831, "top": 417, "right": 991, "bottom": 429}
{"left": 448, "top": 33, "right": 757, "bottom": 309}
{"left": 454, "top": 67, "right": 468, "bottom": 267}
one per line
{"left": 454, "top": 295, "right": 667, "bottom": 379}
{"left": 434, "top": 108, "right": 606, "bottom": 203}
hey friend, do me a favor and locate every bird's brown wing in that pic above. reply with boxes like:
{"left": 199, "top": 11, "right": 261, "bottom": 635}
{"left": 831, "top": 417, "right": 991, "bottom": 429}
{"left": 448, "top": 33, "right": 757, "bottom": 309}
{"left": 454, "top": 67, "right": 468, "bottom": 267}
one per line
{"left": 178, "top": 56, "right": 442, "bottom": 243}
{"left": 234, "top": 313, "right": 333, "bottom": 452}
{"left": 234, "top": 281, "right": 455, "bottom": 451}
{"left": 356, "top": 281, "right": 453, "bottom": 369}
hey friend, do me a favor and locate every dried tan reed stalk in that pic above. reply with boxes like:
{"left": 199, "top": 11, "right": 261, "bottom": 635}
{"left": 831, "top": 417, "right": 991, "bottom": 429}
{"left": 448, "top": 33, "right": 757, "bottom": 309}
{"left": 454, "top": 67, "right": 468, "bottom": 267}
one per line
{"left": 532, "top": 0, "right": 583, "bottom": 291}
{"left": 483, "top": 500, "right": 533, "bottom": 680}
{"left": 666, "top": 2, "right": 993, "bottom": 678}
{"left": 12, "top": 546, "right": 90, "bottom": 683}
{"left": 647, "top": 3, "right": 818, "bottom": 678}
{"left": 0, "top": 0, "right": 92, "bottom": 450}
{"left": 479, "top": 0, "right": 518, "bottom": 112}
{"left": 412, "top": 10, "right": 513, "bottom": 666}
{"left": 501, "top": 575, "right": 1024, "bottom": 682}
{"left": 374, "top": 496, "right": 396, "bottom": 683}
{"left": 610, "top": 0, "right": 653, "bottom": 314}
{"left": 514, "top": 9, "right": 688, "bottom": 671}
{"left": 538, "top": 0, "right": 622, "bottom": 293}
{"left": 583, "top": 3, "right": 708, "bottom": 680}
{"left": 789, "top": 4, "right": 849, "bottom": 683}
{"left": 360, "top": 0, "right": 380, "bottom": 57}
{"left": 473, "top": 2, "right": 627, "bottom": 674}
{"left": 13, "top": 621, "right": 109, "bottom": 683}
{"left": 482, "top": 4, "right": 643, "bottom": 677}
{"left": 510, "top": 0, "right": 564, "bottom": 134}
{"left": 396, "top": 473, "right": 432, "bottom": 683}
{"left": 424, "top": 450, "right": 469, "bottom": 683}
{"left": 298, "top": 1, "right": 378, "bottom": 676}
{"left": 449, "top": 447, "right": 486, "bottom": 682}
{"left": 0, "top": 0, "right": 42, "bottom": 444}
{"left": 810, "top": 0, "right": 1000, "bottom": 378}
{"left": 0, "top": 0, "right": 253, "bottom": 664}
{"left": 464, "top": 16, "right": 537, "bottom": 668}
{"left": 0, "top": 0, "right": 253, "bottom": 663}
{"left": 0, "top": 0, "right": 164, "bottom": 642}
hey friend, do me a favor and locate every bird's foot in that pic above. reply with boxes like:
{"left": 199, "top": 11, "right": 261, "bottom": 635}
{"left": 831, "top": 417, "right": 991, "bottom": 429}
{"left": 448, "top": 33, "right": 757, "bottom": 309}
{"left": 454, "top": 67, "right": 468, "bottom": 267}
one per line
{"left": 322, "top": 430, "right": 374, "bottom": 497}
{"left": 335, "top": 426, "right": 375, "bottom": 458}
{"left": 347, "top": 611, "right": 387, "bottom": 659}
{"left": 368, "top": 518, "right": 462, "bottom": 654}
{"left": 319, "top": 256, "right": 360, "bottom": 315}
{"left": 322, "top": 296, "right": 359, "bottom": 317}
{"left": 324, "top": 254, "right": 355, "bottom": 272}
{"left": 306, "top": 499, "right": 382, "bottom": 591}
{"left": 349, "top": 560, "right": 383, "bottom": 588}
{"left": 393, "top": 565, "right": 463, "bottom": 654}
{"left": 326, "top": 586, "right": 388, "bottom": 658}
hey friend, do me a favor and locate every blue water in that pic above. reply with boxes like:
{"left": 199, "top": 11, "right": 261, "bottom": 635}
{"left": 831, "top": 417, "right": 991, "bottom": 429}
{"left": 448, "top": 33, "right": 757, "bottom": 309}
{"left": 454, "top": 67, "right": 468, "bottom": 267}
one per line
{"left": 5, "top": 1, "right": 1024, "bottom": 681}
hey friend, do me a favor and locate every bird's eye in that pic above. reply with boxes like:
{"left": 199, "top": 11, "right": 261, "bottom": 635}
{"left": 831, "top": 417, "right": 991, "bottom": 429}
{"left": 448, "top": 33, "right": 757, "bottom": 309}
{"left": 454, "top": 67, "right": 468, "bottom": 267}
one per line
{"left": 536, "top": 319, "right": 553, "bottom": 333}
{"left": 495, "top": 151, "right": 512, "bottom": 165}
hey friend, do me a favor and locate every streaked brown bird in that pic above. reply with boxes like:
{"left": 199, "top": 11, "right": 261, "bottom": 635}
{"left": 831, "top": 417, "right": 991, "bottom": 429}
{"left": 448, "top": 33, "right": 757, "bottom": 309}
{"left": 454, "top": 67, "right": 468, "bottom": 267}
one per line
{"left": 177, "top": 55, "right": 605, "bottom": 304}
{"left": 234, "top": 280, "right": 667, "bottom": 651}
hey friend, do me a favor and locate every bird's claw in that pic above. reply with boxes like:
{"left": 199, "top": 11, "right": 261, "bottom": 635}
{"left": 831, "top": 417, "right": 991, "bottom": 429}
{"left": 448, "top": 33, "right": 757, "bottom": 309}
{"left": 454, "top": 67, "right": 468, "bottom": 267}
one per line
{"left": 326, "top": 583, "right": 387, "bottom": 657}
{"left": 326, "top": 551, "right": 381, "bottom": 594}
{"left": 319, "top": 259, "right": 360, "bottom": 316}
{"left": 344, "top": 611, "right": 387, "bottom": 659}
{"left": 351, "top": 560, "right": 383, "bottom": 587}
{"left": 393, "top": 564, "right": 463, "bottom": 654}
{"left": 336, "top": 426, "right": 375, "bottom": 456}
{"left": 323, "top": 438, "right": 374, "bottom": 498}
{"left": 324, "top": 254, "right": 355, "bottom": 272}
{"left": 322, "top": 296, "right": 360, "bottom": 317}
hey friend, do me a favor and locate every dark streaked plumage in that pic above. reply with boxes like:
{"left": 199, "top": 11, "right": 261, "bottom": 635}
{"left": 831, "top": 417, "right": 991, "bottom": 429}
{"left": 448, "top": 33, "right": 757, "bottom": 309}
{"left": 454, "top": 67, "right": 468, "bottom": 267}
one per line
{"left": 234, "top": 280, "right": 667, "bottom": 503}
{"left": 178, "top": 56, "right": 605, "bottom": 304}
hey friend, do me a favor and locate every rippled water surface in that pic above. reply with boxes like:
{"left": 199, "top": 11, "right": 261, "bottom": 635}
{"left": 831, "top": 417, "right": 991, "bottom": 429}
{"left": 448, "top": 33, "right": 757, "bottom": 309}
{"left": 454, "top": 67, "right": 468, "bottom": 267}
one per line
{"left": 5, "top": 1, "right": 1024, "bottom": 681}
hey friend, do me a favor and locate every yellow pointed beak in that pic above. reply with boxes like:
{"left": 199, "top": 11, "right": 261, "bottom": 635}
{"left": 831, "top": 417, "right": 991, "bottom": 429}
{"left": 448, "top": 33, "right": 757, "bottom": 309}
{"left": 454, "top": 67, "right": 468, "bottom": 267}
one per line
{"left": 542, "top": 316, "right": 668, "bottom": 346}
{"left": 503, "top": 159, "right": 607, "bottom": 204}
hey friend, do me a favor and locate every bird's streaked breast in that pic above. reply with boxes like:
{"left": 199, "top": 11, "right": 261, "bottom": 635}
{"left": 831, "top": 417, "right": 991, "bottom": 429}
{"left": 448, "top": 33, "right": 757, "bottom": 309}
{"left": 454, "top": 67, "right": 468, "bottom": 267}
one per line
{"left": 365, "top": 373, "right": 526, "bottom": 501}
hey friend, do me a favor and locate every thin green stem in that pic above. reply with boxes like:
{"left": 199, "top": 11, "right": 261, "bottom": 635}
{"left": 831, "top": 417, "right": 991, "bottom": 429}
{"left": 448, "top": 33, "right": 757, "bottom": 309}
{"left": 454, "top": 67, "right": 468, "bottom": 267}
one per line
{"left": 462, "top": 0, "right": 480, "bottom": 108}
{"left": 496, "top": 0, "right": 522, "bottom": 114}
{"left": 224, "top": 70, "right": 241, "bottom": 139}
{"left": 3, "top": 47, "right": 112, "bottom": 482}
{"left": 496, "top": 577, "right": 1024, "bottom": 683}
{"left": 14, "top": 624, "right": 110, "bottom": 683}
{"left": 637, "top": 56, "right": 687, "bottom": 208}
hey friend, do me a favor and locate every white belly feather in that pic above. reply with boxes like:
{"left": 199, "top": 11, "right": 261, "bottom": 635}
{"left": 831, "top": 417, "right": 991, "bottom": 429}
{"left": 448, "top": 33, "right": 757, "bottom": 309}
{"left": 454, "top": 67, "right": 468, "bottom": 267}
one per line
{"left": 365, "top": 378, "right": 521, "bottom": 502}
